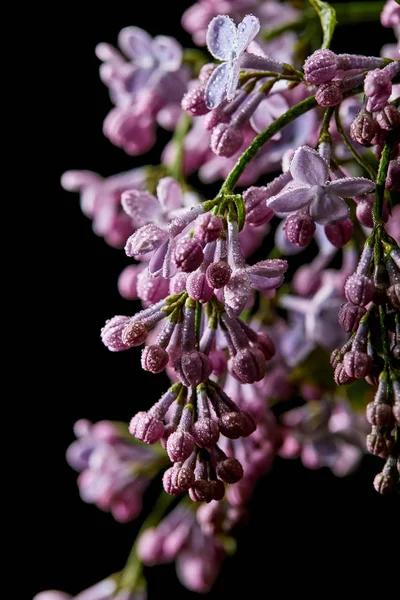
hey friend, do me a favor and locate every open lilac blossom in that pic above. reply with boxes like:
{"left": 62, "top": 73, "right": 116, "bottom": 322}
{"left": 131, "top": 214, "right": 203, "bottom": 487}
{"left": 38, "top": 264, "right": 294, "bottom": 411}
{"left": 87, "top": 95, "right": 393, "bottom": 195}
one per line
{"left": 266, "top": 146, "right": 375, "bottom": 225}
{"left": 205, "top": 14, "right": 261, "bottom": 108}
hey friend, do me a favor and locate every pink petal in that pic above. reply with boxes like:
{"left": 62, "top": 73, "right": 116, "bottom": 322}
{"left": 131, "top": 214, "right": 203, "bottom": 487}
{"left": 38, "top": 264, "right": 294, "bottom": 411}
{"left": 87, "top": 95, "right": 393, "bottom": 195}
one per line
{"left": 267, "top": 187, "right": 313, "bottom": 214}
{"left": 61, "top": 170, "right": 101, "bottom": 191}
{"left": 118, "top": 27, "right": 154, "bottom": 64}
{"left": 327, "top": 177, "right": 375, "bottom": 197}
{"left": 309, "top": 193, "right": 349, "bottom": 224}
{"left": 205, "top": 62, "right": 230, "bottom": 109}
{"left": 156, "top": 177, "right": 183, "bottom": 212}
{"left": 121, "top": 190, "right": 162, "bottom": 227}
{"left": 236, "top": 15, "right": 261, "bottom": 54}
{"left": 206, "top": 15, "right": 236, "bottom": 61}
{"left": 290, "top": 146, "right": 329, "bottom": 186}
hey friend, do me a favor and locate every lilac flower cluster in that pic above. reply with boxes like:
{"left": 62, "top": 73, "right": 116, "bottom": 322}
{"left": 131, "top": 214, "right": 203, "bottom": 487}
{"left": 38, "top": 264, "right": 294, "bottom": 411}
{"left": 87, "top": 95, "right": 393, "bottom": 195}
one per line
{"left": 45, "top": 2, "right": 400, "bottom": 598}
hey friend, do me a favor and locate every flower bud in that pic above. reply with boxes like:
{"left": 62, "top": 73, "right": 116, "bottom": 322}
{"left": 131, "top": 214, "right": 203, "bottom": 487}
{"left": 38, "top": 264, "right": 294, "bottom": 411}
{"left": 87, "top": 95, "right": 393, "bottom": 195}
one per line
{"left": 194, "top": 213, "right": 224, "bottom": 244}
{"left": 174, "top": 238, "right": 204, "bottom": 272}
{"left": 230, "top": 347, "right": 266, "bottom": 384}
{"left": 344, "top": 274, "right": 375, "bottom": 306}
{"left": 216, "top": 457, "right": 244, "bottom": 484}
{"left": 303, "top": 49, "right": 337, "bottom": 84}
{"left": 211, "top": 123, "right": 244, "bottom": 157}
{"left": 122, "top": 321, "right": 148, "bottom": 346}
{"left": 141, "top": 345, "right": 169, "bottom": 373}
{"left": 366, "top": 402, "right": 393, "bottom": 427}
{"left": 343, "top": 350, "right": 372, "bottom": 379}
{"left": 374, "top": 104, "right": 400, "bottom": 130}
{"left": 181, "top": 84, "right": 209, "bottom": 116}
{"left": 101, "top": 316, "right": 132, "bottom": 351}
{"left": 174, "top": 351, "right": 212, "bottom": 387}
{"left": 366, "top": 430, "right": 388, "bottom": 458}
{"left": 186, "top": 271, "right": 214, "bottom": 302}
{"left": 338, "top": 302, "right": 366, "bottom": 333}
{"left": 315, "top": 81, "right": 343, "bottom": 107}
{"left": 324, "top": 219, "right": 353, "bottom": 248}
{"left": 206, "top": 261, "right": 232, "bottom": 288}
{"left": 192, "top": 418, "right": 219, "bottom": 448}
{"left": 350, "top": 110, "right": 377, "bottom": 145}
{"left": 167, "top": 430, "right": 195, "bottom": 462}
{"left": 284, "top": 213, "right": 316, "bottom": 247}
{"left": 256, "top": 332, "right": 276, "bottom": 360}
{"left": 129, "top": 411, "right": 165, "bottom": 444}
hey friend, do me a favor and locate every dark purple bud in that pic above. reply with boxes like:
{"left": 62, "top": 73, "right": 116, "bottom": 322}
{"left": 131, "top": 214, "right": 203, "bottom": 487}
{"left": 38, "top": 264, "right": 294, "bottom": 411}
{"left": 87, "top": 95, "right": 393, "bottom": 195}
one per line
{"left": 334, "top": 363, "right": 355, "bottom": 385}
{"left": 218, "top": 411, "right": 246, "bottom": 440}
{"left": 137, "top": 270, "right": 170, "bottom": 305}
{"left": 373, "top": 466, "right": 396, "bottom": 495}
{"left": 243, "top": 186, "right": 275, "bottom": 226}
{"left": 163, "top": 467, "right": 183, "bottom": 495}
{"left": 101, "top": 315, "right": 132, "bottom": 351}
{"left": 387, "top": 284, "right": 400, "bottom": 309}
{"left": 284, "top": 213, "right": 316, "bottom": 247}
{"left": 338, "top": 302, "right": 366, "bottom": 333}
{"left": 256, "top": 332, "right": 276, "bottom": 360}
{"left": 350, "top": 110, "right": 378, "bottom": 146}
{"left": 211, "top": 123, "right": 244, "bottom": 158}
{"left": 374, "top": 104, "right": 400, "bottom": 130}
{"left": 181, "top": 84, "right": 209, "bottom": 116}
{"left": 170, "top": 272, "right": 188, "bottom": 294}
{"left": 364, "top": 68, "right": 393, "bottom": 112}
{"left": 206, "top": 261, "right": 232, "bottom": 288}
{"left": 211, "top": 479, "right": 225, "bottom": 500}
{"left": 189, "top": 480, "right": 214, "bottom": 503}
{"left": 167, "top": 430, "right": 195, "bottom": 462}
{"left": 122, "top": 321, "right": 148, "bottom": 347}
{"left": 345, "top": 274, "right": 375, "bottom": 306}
{"left": 174, "top": 238, "right": 204, "bottom": 272}
{"left": 343, "top": 350, "right": 372, "bottom": 379}
{"left": 141, "top": 345, "right": 169, "bottom": 373}
{"left": 356, "top": 197, "right": 374, "bottom": 228}
{"left": 366, "top": 430, "right": 388, "bottom": 458}
{"left": 292, "top": 265, "right": 322, "bottom": 296}
{"left": 118, "top": 265, "right": 143, "bottom": 300}
{"left": 230, "top": 347, "right": 266, "bottom": 384}
{"left": 315, "top": 81, "right": 343, "bottom": 107}
{"left": 174, "top": 351, "right": 212, "bottom": 387}
{"left": 216, "top": 457, "right": 244, "bottom": 484}
{"left": 186, "top": 271, "right": 214, "bottom": 302}
{"left": 303, "top": 49, "right": 337, "bottom": 84}
{"left": 324, "top": 219, "right": 353, "bottom": 248}
{"left": 174, "top": 464, "right": 196, "bottom": 491}
{"left": 366, "top": 402, "right": 393, "bottom": 427}
{"left": 129, "top": 411, "right": 165, "bottom": 444}
{"left": 194, "top": 213, "right": 223, "bottom": 244}
{"left": 192, "top": 418, "right": 219, "bottom": 448}
{"left": 386, "top": 158, "right": 400, "bottom": 191}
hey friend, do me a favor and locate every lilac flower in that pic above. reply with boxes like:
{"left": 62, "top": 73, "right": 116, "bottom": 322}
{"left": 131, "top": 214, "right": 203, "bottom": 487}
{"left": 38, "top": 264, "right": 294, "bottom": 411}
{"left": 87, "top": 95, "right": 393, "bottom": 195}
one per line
{"left": 61, "top": 168, "right": 146, "bottom": 247}
{"left": 66, "top": 420, "right": 164, "bottom": 522}
{"left": 205, "top": 14, "right": 261, "bottom": 108}
{"left": 279, "top": 399, "right": 367, "bottom": 477}
{"left": 34, "top": 579, "right": 145, "bottom": 600}
{"left": 266, "top": 146, "right": 375, "bottom": 225}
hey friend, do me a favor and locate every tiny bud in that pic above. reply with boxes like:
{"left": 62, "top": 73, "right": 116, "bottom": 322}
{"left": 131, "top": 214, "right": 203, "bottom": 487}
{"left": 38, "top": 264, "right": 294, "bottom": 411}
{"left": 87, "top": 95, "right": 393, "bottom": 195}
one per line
{"left": 256, "top": 332, "right": 276, "bottom": 360}
{"left": 218, "top": 411, "right": 253, "bottom": 440}
{"left": 129, "top": 412, "right": 165, "bottom": 444}
{"left": 350, "top": 110, "right": 377, "bottom": 146}
{"left": 101, "top": 315, "right": 132, "bottom": 351}
{"left": 330, "top": 348, "right": 343, "bottom": 369}
{"left": 334, "top": 363, "right": 355, "bottom": 385}
{"left": 366, "top": 430, "right": 388, "bottom": 458}
{"left": 163, "top": 467, "right": 182, "bottom": 495}
{"left": 194, "top": 213, "right": 224, "bottom": 244}
{"left": 366, "top": 402, "right": 393, "bottom": 427}
{"left": 181, "top": 84, "right": 209, "bottom": 116}
{"left": 230, "top": 347, "right": 266, "bottom": 384}
{"left": 243, "top": 186, "right": 275, "bottom": 226}
{"left": 174, "top": 465, "right": 196, "bottom": 491}
{"left": 189, "top": 480, "right": 214, "bottom": 503}
{"left": 216, "top": 457, "right": 244, "bottom": 484}
{"left": 386, "top": 284, "right": 400, "bottom": 309}
{"left": 211, "top": 123, "right": 244, "bottom": 158}
{"left": 373, "top": 457, "right": 398, "bottom": 495}
{"left": 315, "top": 81, "right": 343, "bottom": 107}
{"left": 303, "top": 49, "right": 337, "bottom": 84}
{"left": 186, "top": 271, "right": 214, "bottom": 303}
{"left": 356, "top": 197, "right": 374, "bottom": 228}
{"left": 122, "top": 321, "right": 148, "bottom": 346}
{"left": 374, "top": 104, "right": 400, "bottom": 130}
{"left": 206, "top": 261, "right": 232, "bottom": 288}
{"left": 344, "top": 274, "right": 375, "bottom": 306}
{"left": 343, "top": 350, "right": 372, "bottom": 379}
{"left": 386, "top": 158, "right": 400, "bottom": 192}
{"left": 324, "top": 219, "right": 353, "bottom": 248}
{"left": 211, "top": 479, "right": 225, "bottom": 500}
{"left": 141, "top": 345, "right": 169, "bottom": 373}
{"left": 284, "top": 213, "right": 316, "bottom": 247}
{"left": 174, "top": 238, "right": 204, "bottom": 272}
{"left": 192, "top": 418, "right": 219, "bottom": 448}
{"left": 174, "top": 351, "right": 212, "bottom": 387}
{"left": 338, "top": 302, "right": 366, "bottom": 333}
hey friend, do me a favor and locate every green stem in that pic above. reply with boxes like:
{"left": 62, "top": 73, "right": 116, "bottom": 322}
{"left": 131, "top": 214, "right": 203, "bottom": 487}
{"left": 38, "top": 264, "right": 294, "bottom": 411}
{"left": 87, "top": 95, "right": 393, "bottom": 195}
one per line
{"left": 319, "top": 106, "right": 335, "bottom": 143}
{"left": 372, "top": 131, "right": 396, "bottom": 226}
{"left": 334, "top": 108, "right": 377, "bottom": 179}
{"left": 170, "top": 112, "right": 191, "bottom": 184}
{"left": 119, "top": 492, "right": 175, "bottom": 590}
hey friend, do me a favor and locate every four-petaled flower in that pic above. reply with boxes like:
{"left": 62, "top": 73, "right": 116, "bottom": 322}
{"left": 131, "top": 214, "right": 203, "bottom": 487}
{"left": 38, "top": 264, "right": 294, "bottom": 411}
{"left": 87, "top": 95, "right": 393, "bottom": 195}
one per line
{"left": 205, "top": 14, "right": 260, "bottom": 108}
{"left": 266, "top": 146, "right": 375, "bottom": 225}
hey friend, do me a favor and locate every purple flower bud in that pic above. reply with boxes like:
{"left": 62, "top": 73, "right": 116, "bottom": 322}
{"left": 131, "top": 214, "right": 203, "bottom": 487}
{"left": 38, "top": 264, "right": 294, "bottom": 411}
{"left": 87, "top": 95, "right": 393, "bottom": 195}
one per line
{"left": 118, "top": 265, "right": 144, "bottom": 300}
{"left": 334, "top": 363, "right": 355, "bottom": 385}
{"left": 218, "top": 411, "right": 246, "bottom": 440}
{"left": 366, "top": 402, "right": 393, "bottom": 427}
{"left": 192, "top": 418, "right": 219, "bottom": 448}
{"left": 243, "top": 186, "right": 275, "bottom": 226}
{"left": 373, "top": 469, "right": 395, "bottom": 495}
{"left": 303, "top": 49, "right": 338, "bottom": 84}
{"left": 230, "top": 347, "right": 266, "bottom": 384}
{"left": 374, "top": 104, "right": 400, "bottom": 130}
{"left": 122, "top": 321, "right": 148, "bottom": 347}
{"left": 186, "top": 271, "right": 214, "bottom": 302}
{"left": 343, "top": 350, "right": 372, "bottom": 379}
{"left": 315, "top": 81, "right": 343, "bottom": 107}
{"left": 181, "top": 84, "right": 209, "bottom": 116}
{"left": 345, "top": 274, "right": 375, "bottom": 306}
{"left": 284, "top": 213, "right": 316, "bottom": 247}
{"left": 211, "top": 479, "right": 225, "bottom": 501}
{"left": 338, "top": 302, "right": 366, "bottom": 333}
{"left": 194, "top": 213, "right": 224, "bottom": 244}
{"left": 129, "top": 411, "right": 165, "bottom": 444}
{"left": 324, "top": 218, "right": 354, "bottom": 248}
{"left": 125, "top": 224, "right": 167, "bottom": 257}
{"left": 366, "top": 430, "right": 388, "bottom": 458}
{"left": 292, "top": 265, "right": 322, "bottom": 296}
{"left": 206, "top": 261, "right": 232, "bottom": 288}
{"left": 364, "top": 68, "right": 393, "bottom": 112}
{"left": 174, "top": 238, "right": 204, "bottom": 272}
{"left": 381, "top": 0, "right": 400, "bottom": 27}
{"left": 350, "top": 110, "right": 377, "bottom": 146}
{"left": 210, "top": 123, "right": 244, "bottom": 158}
{"left": 174, "top": 463, "right": 196, "bottom": 492}
{"left": 356, "top": 197, "right": 374, "bottom": 227}
{"left": 141, "top": 345, "right": 169, "bottom": 373}
{"left": 174, "top": 351, "right": 212, "bottom": 387}
{"left": 170, "top": 272, "right": 188, "bottom": 294}
{"left": 198, "top": 63, "right": 216, "bottom": 83}
{"left": 256, "top": 332, "right": 276, "bottom": 360}
{"left": 189, "top": 479, "right": 214, "bottom": 503}
{"left": 216, "top": 457, "right": 243, "bottom": 484}
{"left": 101, "top": 315, "right": 132, "bottom": 351}
{"left": 204, "top": 108, "right": 231, "bottom": 130}
{"left": 387, "top": 158, "right": 400, "bottom": 192}
{"left": 137, "top": 270, "right": 170, "bottom": 304}
{"left": 167, "top": 431, "right": 195, "bottom": 462}
{"left": 209, "top": 349, "right": 227, "bottom": 376}
{"left": 162, "top": 466, "right": 183, "bottom": 495}
{"left": 387, "top": 284, "right": 400, "bottom": 309}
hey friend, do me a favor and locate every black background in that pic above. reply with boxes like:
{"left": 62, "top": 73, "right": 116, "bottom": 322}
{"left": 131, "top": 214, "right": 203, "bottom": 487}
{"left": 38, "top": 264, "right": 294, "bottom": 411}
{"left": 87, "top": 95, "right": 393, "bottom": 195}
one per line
{"left": 29, "top": 2, "right": 398, "bottom": 599}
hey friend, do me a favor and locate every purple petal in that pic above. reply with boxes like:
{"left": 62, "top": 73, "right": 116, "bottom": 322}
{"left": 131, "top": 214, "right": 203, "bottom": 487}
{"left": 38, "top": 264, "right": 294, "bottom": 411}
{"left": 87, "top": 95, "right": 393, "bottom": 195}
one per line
{"left": 122, "top": 66, "right": 153, "bottom": 95}
{"left": 205, "top": 61, "right": 230, "bottom": 109}
{"left": 206, "top": 15, "right": 236, "bottom": 61}
{"left": 249, "top": 273, "right": 284, "bottom": 290}
{"left": 310, "top": 192, "right": 349, "bottom": 225}
{"left": 267, "top": 187, "right": 313, "bottom": 214}
{"left": 247, "top": 258, "right": 288, "bottom": 277}
{"left": 149, "top": 240, "right": 169, "bottom": 276}
{"left": 327, "top": 177, "right": 375, "bottom": 198}
{"left": 227, "top": 59, "right": 241, "bottom": 101}
{"left": 121, "top": 190, "right": 162, "bottom": 227}
{"left": 125, "top": 224, "right": 167, "bottom": 257}
{"left": 236, "top": 15, "right": 261, "bottom": 54}
{"left": 118, "top": 27, "right": 154, "bottom": 64}
{"left": 152, "top": 36, "right": 182, "bottom": 72}
{"left": 156, "top": 177, "right": 183, "bottom": 212}
{"left": 61, "top": 170, "right": 101, "bottom": 191}
{"left": 290, "top": 146, "right": 329, "bottom": 186}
